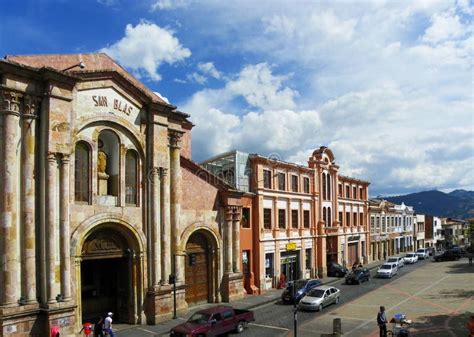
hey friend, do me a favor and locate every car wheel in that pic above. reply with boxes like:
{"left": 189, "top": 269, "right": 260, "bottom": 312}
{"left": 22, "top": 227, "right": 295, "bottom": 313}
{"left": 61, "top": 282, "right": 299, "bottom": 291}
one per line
{"left": 318, "top": 303, "right": 323, "bottom": 311}
{"left": 235, "top": 321, "right": 245, "bottom": 333}
{"left": 335, "top": 297, "right": 340, "bottom": 304}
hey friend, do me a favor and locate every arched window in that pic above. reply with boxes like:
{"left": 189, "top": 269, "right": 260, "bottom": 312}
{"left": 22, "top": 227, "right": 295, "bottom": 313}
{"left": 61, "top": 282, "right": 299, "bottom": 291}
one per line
{"left": 323, "top": 207, "right": 327, "bottom": 225}
{"left": 75, "top": 142, "right": 90, "bottom": 202}
{"left": 125, "top": 150, "right": 138, "bottom": 205}
{"left": 326, "top": 173, "right": 331, "bottom": 200}
{"left": 328, "top": 207, "right": 332, "bottom": 227}
{"left": 322, "top": 173, "right": 327, "bottom": 200}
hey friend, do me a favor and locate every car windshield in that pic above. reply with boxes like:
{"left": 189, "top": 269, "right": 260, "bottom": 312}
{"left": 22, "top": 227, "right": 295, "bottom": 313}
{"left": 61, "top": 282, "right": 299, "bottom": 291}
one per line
{"left": 308, "top": 289, "right": 325, "bottom": 298}
{"left": 188, "top": 313, "right": 211, "bottom": 324}
{"left": 417, "top": 249, "right": 424, "bottom": 253}
{"left": 380, "top": 265, "right": 391, "bottom": 270}
{"left": 331, "top": 263, "right": 343, "bottom": 268}
{"left": 406, "top": 254, "right": 415, "bottom": 257}
{"left": 387, "top": 258, "right": 397, "bottom": 262}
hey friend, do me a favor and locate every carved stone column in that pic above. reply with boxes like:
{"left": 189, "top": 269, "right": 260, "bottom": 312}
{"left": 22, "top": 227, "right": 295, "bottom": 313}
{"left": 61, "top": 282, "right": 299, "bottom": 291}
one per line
{"left": 0, "top": 90, "right": 22, "bottom": 306}
{"left": 169, "top": 130, "right": 183, "bottom": 281}
{"left": 46, "top": 152, "right": 58, "bottom": 303}
{"left": 151, "top": 167, "right": 161, "bottom": 287}
{"left": 160, "top": 168, "right": 171, "bottom": 284}
{"left": 224, "top": 206, "right": 234, "bottom": 273}
{"left": 232, "top": 207, "right": 241, "bottom": 273}
{"left": 59, "top": 154, "right": 71, "bottom": 301}
{"left": 21, "top": 95, "right": 39, "bottom": 304}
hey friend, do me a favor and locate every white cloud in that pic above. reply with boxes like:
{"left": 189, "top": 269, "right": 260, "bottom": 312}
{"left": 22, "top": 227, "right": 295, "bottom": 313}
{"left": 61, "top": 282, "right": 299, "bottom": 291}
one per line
{"left": 422, "top": 12, "right": 465, "bottom": 44}
{"left": 101, "top": 21, "right": 191, "bottom": 81}
{"left": 150, "top": 0, "right": 191, "bottom": 11}
{"left": 198, "top": 62, "right": 221, "bottom": 79}
{"left": 153, "top": 91, "right": 169, "bottom": 104}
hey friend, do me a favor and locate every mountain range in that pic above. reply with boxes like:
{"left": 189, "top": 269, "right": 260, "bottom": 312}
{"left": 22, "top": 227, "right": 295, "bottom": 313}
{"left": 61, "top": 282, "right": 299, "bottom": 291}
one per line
{"left": 382, "top": 189, "right": 474, "bottom": 220}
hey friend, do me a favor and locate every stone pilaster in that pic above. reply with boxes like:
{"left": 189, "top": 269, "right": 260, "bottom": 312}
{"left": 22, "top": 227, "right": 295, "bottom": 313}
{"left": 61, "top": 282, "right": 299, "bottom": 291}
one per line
{"left": 160, "top": 168, "right": 171, "bottom": 285}
{"left": 232, "top": 207, "right": 241, "bottom": 273}
{"left": 21, "top": 95, "right": 39, "bottom": 304}
{"left": 0, "top": 89, "right": 22, "bottom": 307}
{"left": 46, "top": 151, "right": 58, "bottom": 304}
{"left": 169, "top": 130, "right": 183, "bottom": 282}
{"left": 151, "top": 167, "right": 161, "bottom": 287}
{"left": 59, "top": 154, "right": 71, "bottom": 301}
{"left": 224, "top": 206, "right": 234, "bottom": 273}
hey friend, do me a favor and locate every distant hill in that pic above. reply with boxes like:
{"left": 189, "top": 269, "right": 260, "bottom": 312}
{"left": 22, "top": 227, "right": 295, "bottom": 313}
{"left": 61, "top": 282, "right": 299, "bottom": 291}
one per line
{"left": 383, "top": 189, "right": 474, "bottom": 219}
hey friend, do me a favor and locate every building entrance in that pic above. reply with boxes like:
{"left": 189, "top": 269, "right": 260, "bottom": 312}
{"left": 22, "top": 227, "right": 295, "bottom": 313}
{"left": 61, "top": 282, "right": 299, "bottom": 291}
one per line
{"left": 280, "top": 251, "right": 299, "bottom": 282}
{"left": 81, "top": 257, "right": 129, "bottom": 322}
{"left": 185, "top": 232, "right": 211, "bottom": 305}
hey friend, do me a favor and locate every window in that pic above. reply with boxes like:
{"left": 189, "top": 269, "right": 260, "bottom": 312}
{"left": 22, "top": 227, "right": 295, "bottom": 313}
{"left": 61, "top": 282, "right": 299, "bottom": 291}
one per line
{"left": 323, "top": 207, "right": 327, "bottom": 224}
{"left": 353, "top": 213, "right": 357, "bottom": 227}
{"left": 263, "top": 170, "right": 271, "bottom": 189}
{"left": 327, "top": 207, "right": 332, "bottom": 226}
{"left": 98, "top": 130, "right": 120, "bottom": 197}
{"left": 75, "top": 142, "right": 90, "bottom": 202}
{"left": 291, "top": 210, "right": 298, "bottom": 228}
{"left": 242, "top": 207, "right": 251, "bottom": 228}
{"left": 305, "top": 248, "right": 311, "bottom": 270}
{"left": 338, "top": 184, "right": 342, "bottom": 196}
{"left": 125, "top": 150, "right": 138, "bottom": 205}
{"left": 265, "top": 253, "right": 274, "bottom": 278}
{"left": 352, "top": 186, "right": 357, "bottom": 199}
{"left": 303, "top": 177, "right": 310, "bottom": 193}
{"left": 346, "top": 212, "right": 350, "bottom": 226}
{"left": 222, "top": 311, "right": 233, "bottom": 320}
{"left": 339, "top": 211, "right": 343, "bottom": 225}
{"left": 370, "top": 216, "right": 375, "bottom": 233}
{"left": 345, "top": 185, "right": 350, "bottom": 198}
{"left": 303, "top": 210, "right": 310, "bottom": 228}
{"left": 278, "top": 209, "right": 286, "bottom": 229}
{"left": 291, "top": 175, "right": 298, "bottom": 192}
{"left": 360, "top": 213, "right": 364, "bottom": 227}
{"left": 326, "top": 174, "right": 331, "bottom": 200}
{"left": 322, "top": 173, "right": 327, "bottom": 200}
{"left": 382, "top": 217, "right": 386, "bottom": 232}
{"left": 263, "top": 208, "right": 272, "bottom": 229}
{"left": 359, "top": 187, "right": 363, "bottom": 200}
{"left": 278, "top": 173, "right": 285, "bottom": 191}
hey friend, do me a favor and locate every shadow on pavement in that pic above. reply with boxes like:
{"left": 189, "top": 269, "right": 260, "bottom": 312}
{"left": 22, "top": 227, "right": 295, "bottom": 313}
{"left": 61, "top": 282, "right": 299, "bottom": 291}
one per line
{"left": 443, "top": 260, "right": 474, "bottom": 274}
{"left": 426, "top": 288, "right": 474, "bottom": 300}
{"left": 408, "top": 311, "right": 472, "bottom": 336}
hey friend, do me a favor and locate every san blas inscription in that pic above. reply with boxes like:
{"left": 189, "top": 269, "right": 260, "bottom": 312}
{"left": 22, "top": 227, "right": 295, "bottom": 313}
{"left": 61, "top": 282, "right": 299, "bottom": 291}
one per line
{"left": 92, "top": 95, "right": 134, "bottom": 116}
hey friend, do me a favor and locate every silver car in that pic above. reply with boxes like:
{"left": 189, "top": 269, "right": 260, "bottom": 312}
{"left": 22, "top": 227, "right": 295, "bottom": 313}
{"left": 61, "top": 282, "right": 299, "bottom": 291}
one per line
{"left": 377, "top": 263, "right": 398, "bottom": 278}
{"left": 387, "top": 256, "right": 404, "bottom": 268}
{"left": 298, "top": 285, "right": 341, "bottom": 311}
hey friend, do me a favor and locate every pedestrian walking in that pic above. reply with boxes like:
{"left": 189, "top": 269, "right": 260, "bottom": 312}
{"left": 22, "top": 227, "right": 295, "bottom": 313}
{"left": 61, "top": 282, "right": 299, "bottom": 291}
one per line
{"left": 94, "top": 316, "right": 104, "bottom": 337}
{"left": 103, "top": 312, "right": 114, "bottom": 337}
{"left": 377, "top": 306, "right": 388, "bottom": 337}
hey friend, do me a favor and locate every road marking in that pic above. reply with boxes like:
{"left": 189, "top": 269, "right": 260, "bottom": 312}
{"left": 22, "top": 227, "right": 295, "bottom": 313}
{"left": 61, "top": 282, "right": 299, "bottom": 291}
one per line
{"left": 249, "top": 322, "right": 289, "bottom": 331}
{"left": 343, "top": 274, "right": 451, "bottom": 336}
{"left": 135, "top": 327, "right": 158, "bottom": 334}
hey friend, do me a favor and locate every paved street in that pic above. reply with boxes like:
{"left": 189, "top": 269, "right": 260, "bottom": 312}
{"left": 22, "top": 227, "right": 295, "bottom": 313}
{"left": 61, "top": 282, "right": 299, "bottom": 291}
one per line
{"left": 115, "top": 258, "right": 473, "bottom": 337}
{"left": 241, "top": 258, "right": 473, "bottom": 337}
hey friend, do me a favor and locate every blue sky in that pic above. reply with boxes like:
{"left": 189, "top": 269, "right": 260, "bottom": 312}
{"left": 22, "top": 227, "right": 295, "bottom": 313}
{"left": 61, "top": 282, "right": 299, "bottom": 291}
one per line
{"left": 1, "top": 0, "right": 473, "bottom": 196}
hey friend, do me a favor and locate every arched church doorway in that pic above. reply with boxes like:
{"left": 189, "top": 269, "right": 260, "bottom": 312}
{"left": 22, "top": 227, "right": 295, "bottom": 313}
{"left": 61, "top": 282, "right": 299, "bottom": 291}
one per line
{"left": 80, "top": 226, "right": 136, "bottom": 323}
{"left": 185, "top": 231, "right": 214, "bottom": 305}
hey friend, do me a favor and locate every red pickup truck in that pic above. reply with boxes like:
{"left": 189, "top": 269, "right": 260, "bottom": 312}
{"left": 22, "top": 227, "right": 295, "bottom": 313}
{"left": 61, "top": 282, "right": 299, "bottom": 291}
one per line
{"left": 170, "top": 305, "right": 255, "bottom": 337}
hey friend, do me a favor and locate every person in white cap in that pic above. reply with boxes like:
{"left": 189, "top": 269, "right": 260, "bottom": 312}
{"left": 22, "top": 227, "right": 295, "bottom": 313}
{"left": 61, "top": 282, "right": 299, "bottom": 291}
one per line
{"left": 103, "top": 312, "right": 114, "bottom": 337}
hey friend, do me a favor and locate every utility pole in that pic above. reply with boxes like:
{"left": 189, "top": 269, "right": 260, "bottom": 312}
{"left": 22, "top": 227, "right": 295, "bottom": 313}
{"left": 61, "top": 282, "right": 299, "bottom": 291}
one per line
{"left": 291, "top": 264, "right": 298, "bottom": 337}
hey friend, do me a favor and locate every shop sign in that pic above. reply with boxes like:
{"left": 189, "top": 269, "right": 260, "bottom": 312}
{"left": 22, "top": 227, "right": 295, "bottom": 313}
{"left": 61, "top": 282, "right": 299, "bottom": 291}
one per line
{"left": 286, "top": 242, "right": 297, "bottom": 251}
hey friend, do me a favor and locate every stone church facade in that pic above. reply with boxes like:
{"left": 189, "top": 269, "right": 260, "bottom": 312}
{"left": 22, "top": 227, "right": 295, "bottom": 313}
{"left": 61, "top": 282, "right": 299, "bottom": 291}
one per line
{"left": 0, "top": 53, "right": 243, "bottom": 337}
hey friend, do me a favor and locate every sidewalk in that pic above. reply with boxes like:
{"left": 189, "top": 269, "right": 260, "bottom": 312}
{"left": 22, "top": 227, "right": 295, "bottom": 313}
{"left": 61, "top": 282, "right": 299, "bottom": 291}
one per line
{"left": 113, "top": 259, "right": 386, "bottom": 336}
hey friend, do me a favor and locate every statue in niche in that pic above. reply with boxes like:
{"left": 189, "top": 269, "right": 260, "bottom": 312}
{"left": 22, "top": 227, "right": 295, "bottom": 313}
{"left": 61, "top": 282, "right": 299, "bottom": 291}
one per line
{"left": 98, "top": 150, "right": 107, "bottom": 174}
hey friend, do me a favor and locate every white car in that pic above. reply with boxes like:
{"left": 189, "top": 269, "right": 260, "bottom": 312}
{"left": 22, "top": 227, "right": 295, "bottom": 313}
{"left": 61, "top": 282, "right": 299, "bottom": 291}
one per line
{"left": 404, "top": 252, "right": 418, "bottom": 264}
{"left": 298, "top": 285, "right": 341, "bottom": 311}
{"left": 416, "top": 248, "right": 429, "bottom": 259}
{"left": 377, "top": 263, "right": 398, "bottom": 278}
{"left": 387, "top": 256, "right": 404, "bottom": 268}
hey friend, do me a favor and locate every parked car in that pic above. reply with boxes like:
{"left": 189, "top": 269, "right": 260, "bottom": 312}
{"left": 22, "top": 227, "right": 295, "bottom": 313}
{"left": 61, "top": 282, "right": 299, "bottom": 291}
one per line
{"left": 281, "top": 278, "right": 323, "bottom": 303}
{"left": 434, "top": 250, "right": 461, "bottom": 262}
{"left": 327, "top": 262, "right": 349, "bottom": 277}
{"left": 298, "top": 285, "right": 341, "bottom": 311}
{"left": 169, "top": 305, "right": 255, "bottom": 337}
{"left": 387, "top": 256, "right": 405, "bottom": 268}
{"left": 345, "top": 267, "right": 371, "bottom": 284}
{"left": 447, "top": 247, "right": 463, "bottom": 258}
{"left": 404, "top": 252, "right": 418, "bottom": 264}
{"left": 416, "top": 248, "right": 429, "bottom": 259}
{"left": 376, "top": 263, "right": 398, "bottom": 278}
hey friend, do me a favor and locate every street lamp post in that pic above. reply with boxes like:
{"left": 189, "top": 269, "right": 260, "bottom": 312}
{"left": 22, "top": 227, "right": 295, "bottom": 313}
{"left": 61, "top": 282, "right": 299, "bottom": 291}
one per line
{"left": 170, "top": 252, "right": 187, "bottom": 319}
